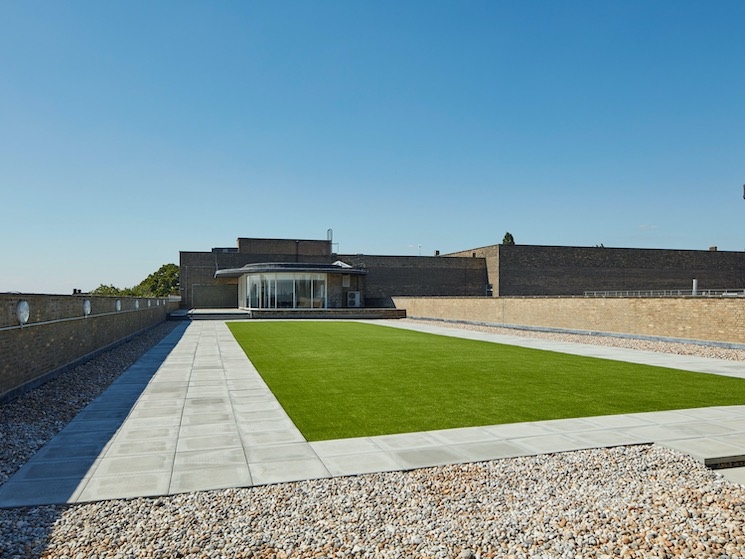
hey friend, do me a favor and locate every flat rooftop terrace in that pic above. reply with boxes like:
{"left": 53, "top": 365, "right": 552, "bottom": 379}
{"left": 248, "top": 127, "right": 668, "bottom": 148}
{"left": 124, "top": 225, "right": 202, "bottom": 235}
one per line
{"left": 2, "top": 319, "right": 745, "bottom": 508}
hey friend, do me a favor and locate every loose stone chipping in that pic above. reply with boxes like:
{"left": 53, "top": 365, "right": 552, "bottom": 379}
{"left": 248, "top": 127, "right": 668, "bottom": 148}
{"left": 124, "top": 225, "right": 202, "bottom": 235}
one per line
{"left": 423, "top": 319, "right": 745, "bottom": 362}
{"left": 2, "top": 320, "right": 745, "bottom": 557}
{"left": 3, "top": 446, "right": 745, "bottom": 558}
{"left": 0, "top": 322, "right": 180, "bottom": 485}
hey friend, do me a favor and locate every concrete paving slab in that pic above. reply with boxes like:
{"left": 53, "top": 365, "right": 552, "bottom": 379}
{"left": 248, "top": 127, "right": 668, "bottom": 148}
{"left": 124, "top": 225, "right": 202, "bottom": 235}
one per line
{"left": 678, "top": 406, "right": 745, "bottom": 420}
{"left": 234, "top": 410, "right": 293, "bottom": 424}
{"left": 321, "top": 451, "right": 403, "bottom": 476}
{"left": 177, "top": 434, "right": 244, "bottom": 452}
{"left": 510, "top": 434, "right": 590, "bottom": 455}
{"left": 249, "top": 458, "right": 331, "bottom": 485}
{"left": 719, "top": 467, "right": 745, "bottom": 486}
{"left": 577, "top": 414, "right": 655, "bottom": 430}
{"left": 663, "top": 421, "right": 739, "bottom": 438}
{"left": 32, "top": 440, "right": 111, "bottom": 461}
{"left": 244, "top": 443, "right": 319, "bottom": 463}
{"left": 179, "top": 423, "right": 241, "bottom": 438}
{"left": 450, "top": 440, "right": 534, "bottom": 461}
{"left": 236, "top": 418, "right": 299, "bottom": 433}
{"left": 57, "top": 418, "right": 126, "bottom": 434}
{"left": 232, "top": 399, "right": 282, "bottom": 413}
{"left": 128, "top": 406, "right": 185, "bottom": 419}
{"left": 123, "top": 415, "right": 182, "bottom": 429}
{"left": 0, "top": 478, "right": 83, "bottom": 507}
{"left": 93, "top": 453, "right": 175, "bottom": 476}
{"left": 623, "top": 424, "right": 701, "bottom": 441}
{"left": 373, "top": 432, "right": 442, "bottom": 451}
{"left": 392, "top": 446, "right": 470, "bottom": 469}
{"left": 659, "top": 438, "right": 745, "bottom": 465}
{"left": 427, "top": 426, "right": 499, "bottom": 445}
{"left": 105, "top": 439, "right": 178, "bottom": 456}
{"left": 170, "top": 466, "right": 252, "bottom": 494}
{"left": 75, "top": 472, "right": 172, "bottom": 502}
{"left": 73, "top": 408, "right": 132, "bottom": 421}
{"left": 115, "top": 426, "right": 180, "bottom": 441}
{"left": 567, "top": 429, "right": 653, "bottom": 448}
{"left": 174, "top": 448, "right": 249, "bottom": 471}
{"left": 181, "top": 412, "right": 234, "bottom": 426}
{"left": 311, "top": 437, "right": 383, "bottom": 457}
{"left": 3, "top": 318, "right": 745, "bottom": 508}
{"left": 481, "top": 422, "right": 555, "bottom": 439}
{"left": 12, "top": 458, "right": 97, "bottom": 481}
{"left": 537, "top": 417, "right": 603, "bottom": 434}
{"left": 714, "top": 432, "right": 745, "bottom": 447}
{"left": 240, "top": 430, "right": 307, "bottom": 447}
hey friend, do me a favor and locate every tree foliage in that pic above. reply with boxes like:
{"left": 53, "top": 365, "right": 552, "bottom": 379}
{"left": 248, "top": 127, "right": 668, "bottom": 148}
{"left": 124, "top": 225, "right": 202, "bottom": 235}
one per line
{"left": 502, "top": 231, "right": 515, "bottom": 245}
{"left": 90, "top": 263, "right": 179, "bottom": 297}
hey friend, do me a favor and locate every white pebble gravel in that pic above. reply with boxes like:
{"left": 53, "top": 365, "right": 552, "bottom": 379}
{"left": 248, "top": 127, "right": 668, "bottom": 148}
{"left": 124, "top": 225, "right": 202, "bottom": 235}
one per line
{"left": 2, "top": 446, "right": 745, "bottom": 558}
{"left": 2, "top": 320, "right": 745, "bottom": 558}
{"left": 417, "top": 319, "right": 745, "bottom": 362}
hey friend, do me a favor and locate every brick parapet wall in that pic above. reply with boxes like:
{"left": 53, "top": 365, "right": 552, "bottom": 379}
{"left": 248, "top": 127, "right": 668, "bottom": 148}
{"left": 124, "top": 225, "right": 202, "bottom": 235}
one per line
{"left": 341, "top": 255, "right": 487, "bottom": 307}
{"left": 445, "top": 244, "right": 745, "bottom": 297}
{"left": 0, "top": 293, "right": 179, "bottom": 402}
{"left": 237, "top": 238, "right": 331, "bottom": 256}
{"left": 393, "top": 296, "right": 745, "bottom": 345}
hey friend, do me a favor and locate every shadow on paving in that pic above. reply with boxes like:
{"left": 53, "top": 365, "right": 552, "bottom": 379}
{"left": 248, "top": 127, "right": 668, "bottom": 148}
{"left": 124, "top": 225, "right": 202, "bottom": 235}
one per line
{"left": 0, "top": 323, "right": 188, "bottom": 509}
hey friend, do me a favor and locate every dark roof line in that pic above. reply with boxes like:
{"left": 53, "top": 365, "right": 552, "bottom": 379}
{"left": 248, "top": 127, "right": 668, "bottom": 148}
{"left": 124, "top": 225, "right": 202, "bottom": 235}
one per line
{"left": 214, "top": 261, "right": 367, "bottom": 278}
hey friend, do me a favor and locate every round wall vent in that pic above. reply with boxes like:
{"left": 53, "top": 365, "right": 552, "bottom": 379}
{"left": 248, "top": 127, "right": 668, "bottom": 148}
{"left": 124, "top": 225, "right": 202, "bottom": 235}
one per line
{"left": 17, "top": 300, "right": 30, "bottom": 325}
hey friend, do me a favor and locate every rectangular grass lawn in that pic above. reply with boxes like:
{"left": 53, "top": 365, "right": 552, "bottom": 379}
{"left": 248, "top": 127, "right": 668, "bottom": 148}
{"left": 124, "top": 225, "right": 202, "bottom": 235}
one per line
{"left": 227, "top": 321, "right": 745, "bottom": 441}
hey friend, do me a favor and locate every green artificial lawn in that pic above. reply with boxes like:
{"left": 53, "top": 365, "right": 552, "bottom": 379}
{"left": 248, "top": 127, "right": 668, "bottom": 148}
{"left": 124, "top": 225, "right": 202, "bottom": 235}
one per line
{"left": 227, "top": 321, "right": 745, "bottom": 441}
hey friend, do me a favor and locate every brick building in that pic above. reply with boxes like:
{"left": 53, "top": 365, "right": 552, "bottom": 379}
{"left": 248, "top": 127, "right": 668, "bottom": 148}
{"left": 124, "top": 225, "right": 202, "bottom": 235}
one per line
{"left": 179, "top": 237, "right": 745, "bottom": 309}
{"left": 179, "top": 237, "right": 486, "bottom": 309}
{"left": 447, "top": 244, "right": 745, "bottom": 297}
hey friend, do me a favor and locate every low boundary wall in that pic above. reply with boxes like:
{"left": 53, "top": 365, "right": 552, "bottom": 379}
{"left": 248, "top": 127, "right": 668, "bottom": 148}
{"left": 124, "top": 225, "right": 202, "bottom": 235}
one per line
{"left": 393, "top": 296, "right": 745, "bottom": 345}
{"left": 0, "top": 293, "right": 180, "bottom": 403}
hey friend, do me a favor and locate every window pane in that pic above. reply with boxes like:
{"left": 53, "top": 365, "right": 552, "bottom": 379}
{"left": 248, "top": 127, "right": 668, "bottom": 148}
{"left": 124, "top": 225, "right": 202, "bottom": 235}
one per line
{"left": 277, "top": 279, "right": 294, "bottom": 308}
{"left": 313, "top": 278, "right": 326, "bottom": 308}
{"left": 296, "top": 278, "right": 312, "bottom": 308}
{"left": 262, "top": 276, "right": 275, "bottom": 308}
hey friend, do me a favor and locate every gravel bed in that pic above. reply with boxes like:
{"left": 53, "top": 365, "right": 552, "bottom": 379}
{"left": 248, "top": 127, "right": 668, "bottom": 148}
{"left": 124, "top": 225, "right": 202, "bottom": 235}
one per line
{"left": 2, "top": 320, "right": 745, "bottom": 558}
{"left": 410, "top": 319, "right": 745, "bottom": 362}
{"left": 2, "top": 446, "right": 745, "bottom": 558}
{"left": 0, "top": 321, "right": 180, "bottom": 486}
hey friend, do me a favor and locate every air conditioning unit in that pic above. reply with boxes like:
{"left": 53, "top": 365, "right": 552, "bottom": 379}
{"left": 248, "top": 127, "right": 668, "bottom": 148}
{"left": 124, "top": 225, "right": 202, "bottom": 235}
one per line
{"left": 347, "top": 291, "right": 362, "bottom": 308}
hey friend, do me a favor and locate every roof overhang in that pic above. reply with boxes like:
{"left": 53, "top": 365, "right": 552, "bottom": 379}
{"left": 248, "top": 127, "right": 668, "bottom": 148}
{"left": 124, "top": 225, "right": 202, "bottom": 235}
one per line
{"left": 215, "top": 261, "right": 367, "bottom": 279}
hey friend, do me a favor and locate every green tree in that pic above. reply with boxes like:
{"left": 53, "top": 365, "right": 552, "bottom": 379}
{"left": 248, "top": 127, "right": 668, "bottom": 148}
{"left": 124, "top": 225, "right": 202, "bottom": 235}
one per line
{"left": 89, "top": 263, "right": 179, "bottom": 297}
{"left": 90, "top": 284, "right": 125, "bottom": 296}
{"left": 502, "top": 232, "right": 515, "bottom": 245}
{"left": 139, "top": 263, "right": 180, "bottom": 296}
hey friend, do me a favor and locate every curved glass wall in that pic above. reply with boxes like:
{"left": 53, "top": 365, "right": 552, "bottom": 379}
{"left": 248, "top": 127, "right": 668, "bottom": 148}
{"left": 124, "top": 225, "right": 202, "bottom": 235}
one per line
{"left": 245, "top": 273, "right": 327, "bottom": 309}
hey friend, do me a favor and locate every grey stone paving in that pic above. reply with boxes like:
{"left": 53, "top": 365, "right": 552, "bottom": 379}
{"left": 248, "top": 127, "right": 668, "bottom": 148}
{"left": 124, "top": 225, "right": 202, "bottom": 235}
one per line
{"left": 2, "top": 319, "right": 745, "bottom": 508}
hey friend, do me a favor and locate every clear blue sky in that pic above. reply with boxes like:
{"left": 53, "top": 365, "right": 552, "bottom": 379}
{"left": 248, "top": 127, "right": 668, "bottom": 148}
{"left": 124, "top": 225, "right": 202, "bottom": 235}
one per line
{"left": 2, "top": 1, "right": 743, "bottom": 294}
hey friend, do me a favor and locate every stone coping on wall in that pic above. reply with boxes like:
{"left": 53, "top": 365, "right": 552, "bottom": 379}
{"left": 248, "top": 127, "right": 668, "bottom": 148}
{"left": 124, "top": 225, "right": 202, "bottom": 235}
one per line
{"left": 1, "top": 293, "right": 178, "bottom": 330}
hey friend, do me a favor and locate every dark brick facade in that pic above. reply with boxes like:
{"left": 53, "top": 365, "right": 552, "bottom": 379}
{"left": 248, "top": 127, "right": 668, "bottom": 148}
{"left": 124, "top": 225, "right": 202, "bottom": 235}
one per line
{"left": 180, "top": 238, "right": 488, "bottom": 308}
{"left": 340, "top": 255, "right": 487, "bottom": 307}
{"left": 180, "top": 239, "right": 336, "bottom": 308}
{"left": 447, "top": 244, "right": 745, "bottom": 296}
{"left": 182, "top": 238, "right": 745, "bottom": 308}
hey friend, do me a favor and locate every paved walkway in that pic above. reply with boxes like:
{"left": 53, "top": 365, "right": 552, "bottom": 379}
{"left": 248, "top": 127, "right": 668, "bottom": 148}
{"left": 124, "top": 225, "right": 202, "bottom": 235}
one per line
{"left": 2, "top": 319, "right": 745, "bottom": 508}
